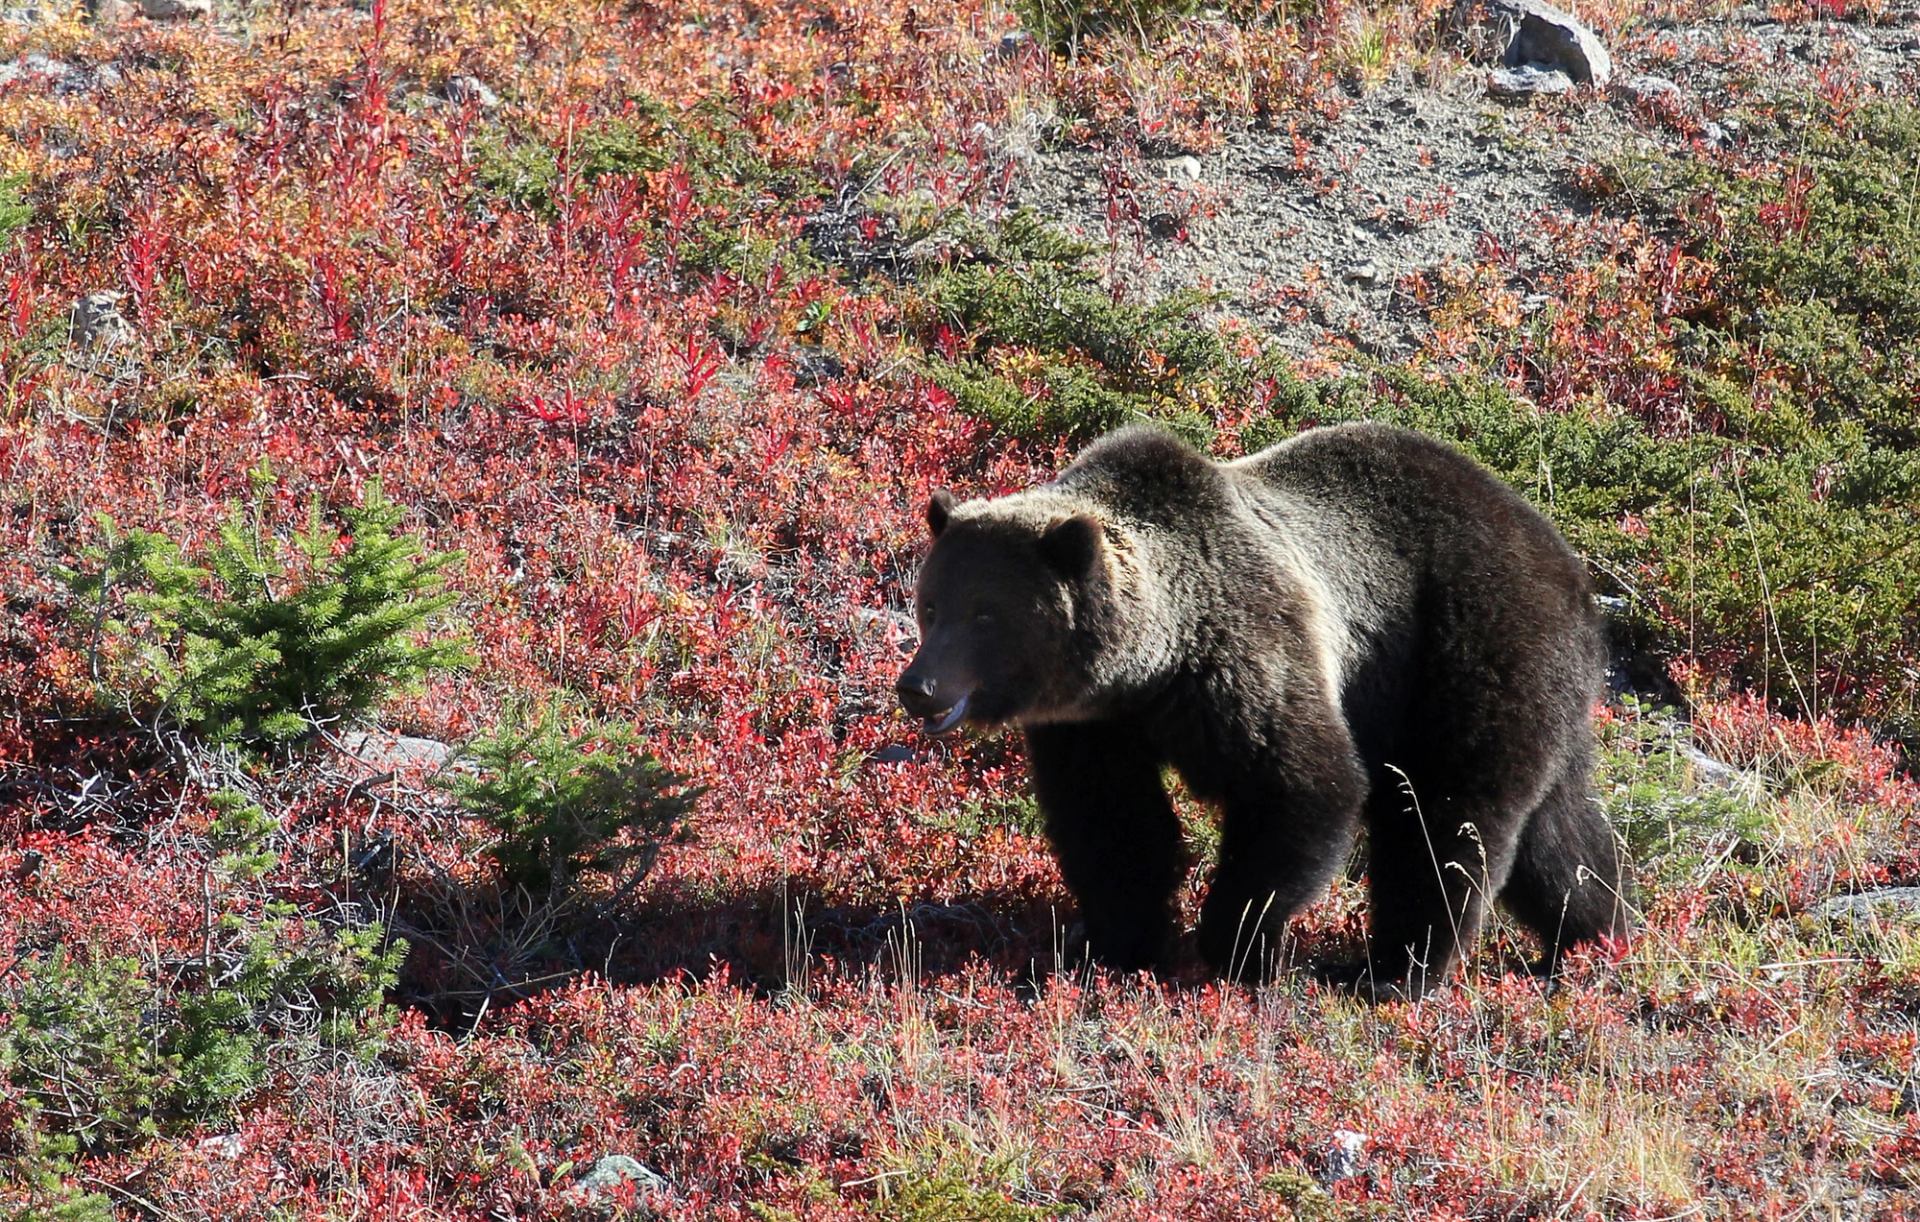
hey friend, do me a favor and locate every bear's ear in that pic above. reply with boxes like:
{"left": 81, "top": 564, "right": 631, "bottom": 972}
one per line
{"left": 926, "top": 489, "right": 957, "bottom": 537}
{"left": 1039, "top": 514, "right": 1103, "bottom": 579}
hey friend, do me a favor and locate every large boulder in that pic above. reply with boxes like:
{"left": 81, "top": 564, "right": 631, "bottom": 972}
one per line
{"left": 1487, "top": 0, "right": 1612, "bottom": 86}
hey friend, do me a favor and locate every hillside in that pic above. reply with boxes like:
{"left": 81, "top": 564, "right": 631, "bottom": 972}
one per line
{"left": 2, "top": 0, "right": 1919, "bottom": 1217}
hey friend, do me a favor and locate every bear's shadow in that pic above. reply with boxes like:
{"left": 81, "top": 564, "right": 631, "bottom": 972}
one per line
{"left": 387, "top": 863, "right": 1555, "bottom": 1031}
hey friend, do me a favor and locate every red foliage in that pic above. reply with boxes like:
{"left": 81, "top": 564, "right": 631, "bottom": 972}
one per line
{"left": 0, "top": 1, "right": 1914, "bottom": 1217}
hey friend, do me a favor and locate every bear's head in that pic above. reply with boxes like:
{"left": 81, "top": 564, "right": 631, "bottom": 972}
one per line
{"left": 895, "top": 489, "right": 1114, "bottom": 735}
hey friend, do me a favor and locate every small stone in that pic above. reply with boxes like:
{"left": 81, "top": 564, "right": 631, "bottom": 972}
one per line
{"left": 790, "top": 343, "right": 845, "bottom": 388}
{"left": 572, "top": 1155, "right": 669, "bottom": 1207}
{"left": 335, "top": 729, "right": 454, "bottom": 774}
{"left": 442, "top": 75, "right": 499, "bottom": 109}
{"left": 1341, "top": 259, "right": 1379, "bottom": 285}
{"left": 986, "top": 31, "right": 1034, "bottom": 63}
{"left": 139, "top": 0, "right": 210, "bottom": 18}
{"left": 1488, "top": 0, "right": 1611, "bottom": 85}
{"left": 1487, "top": 64, "right": 1574, "bottom": 99}
{"left": 1676, "top": 742, "right": 1741, "bottom": 790}
{"left": 1701, "top": 121, "right": 1730, "bottom": 148}
{"left": 0, "top": 52, "right": 75, "bottom": 89}
{"left": 867, "top": 744, "right": 914, "bottom": 765}
{"left": 1622, "top": 74, "right": 1682, "bottom": 104}
{"left": 69, "top": 291, "right": 133, "bottom": 352}
{"left": 1146, "top": 211, "right": 1184, "bottom": 240}
{"left": 1812, "top": 888, "right": 1920, "bottom": 926}
{"left": 198, "top": 1133, "right": 245, "bottom": 1160}
{"left": 1323, "top": 1129, "right": 1369, "bottom": 1183}
{"left": 1165, "top": 154, "right": 1202, "bottom": 182}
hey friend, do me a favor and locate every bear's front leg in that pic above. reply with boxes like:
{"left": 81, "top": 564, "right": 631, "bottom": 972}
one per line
{"left": 1195, "top": 710, "right": 1367, "bottom": 981}
{"left": 1025, "top": 721, "right": 1186, "bottom": 973}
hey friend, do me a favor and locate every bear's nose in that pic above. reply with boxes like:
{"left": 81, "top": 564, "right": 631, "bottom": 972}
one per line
{"left": 895, "top": 672, "right": 939, "bottom": 715}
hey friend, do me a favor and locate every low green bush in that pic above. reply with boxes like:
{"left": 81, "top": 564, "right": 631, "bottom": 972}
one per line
{"left": 1671, "top": 100, "right": 1920, "bottom": 449}
{"left": 0, "top": 789, "right": 403, "bottom": 1154}
{"left": 64, "top": 469, "right": 470, "bottom": 749}
{"left": 915, "top": 211, "right": 1249, "bottom": 447}
{"left": 441, "top": 703, "right": 701, "bottom": 908}
{"left": 1014, "top": 0, "right": 1204, "bottom": 54}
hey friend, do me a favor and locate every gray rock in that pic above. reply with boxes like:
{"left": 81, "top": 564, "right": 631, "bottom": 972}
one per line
{"left": 1341, "top": 259, "right": 1379, "bottom": 285}
{"left": 1702, "top": 117, "right": 1741, "bottom": 149}
{"left": 0, "top": 52, "right": 76, "bottom": 89}
{"left": 1488, "top": 64, "right": 1575, "bottom": 99}
{"left": 789, "top": 343, "right": 844, "bottom": 387}
{"left": 852, "top": 607, "right": 915, "bottom": 636}
{"left": 986, "top": 31, "right": 1034, "bottom": 63}
{"left": 197, "top": 1132, "right": 245, "bottom": 1160}
{"left": 572, "top": 1155, "right": 669, "bottom": 1208}
{"left": 1164, "top": 154, "right": 1202, "bottom": 182}
{"left": 1622, "top": 74, "right": 1681, "bottom": 104}
{"left": 442, "top": 75, "right": 499, "bottom": 109}
{"left": 1812, "top": 888, "right": 1920, "bottom": 926}
{"left": 1322, "top": 1129, "right": 1369, "bottom": 1182}
{"left": 139, "top": 0, "right": 210, "bottom": 17}
{"left": 68, "top": 291, "right": 133, "bottom": 352}
{"left": 1490, "top": 0, "right": 1612, "bottom": 86}
{"left": 1676, "top": 742, "right": 1741, "bottom": 790}
{"left": 336, "top": 729, "right": 453, "bottom": 774}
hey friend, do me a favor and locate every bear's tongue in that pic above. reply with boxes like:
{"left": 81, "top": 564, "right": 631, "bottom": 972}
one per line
{"left": 923, "top": 693, "right": 970, "bottom": 736}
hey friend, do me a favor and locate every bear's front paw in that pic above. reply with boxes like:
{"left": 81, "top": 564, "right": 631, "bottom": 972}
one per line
{"left": 1055, "top": 917, "right": 1171, "bottom": 977}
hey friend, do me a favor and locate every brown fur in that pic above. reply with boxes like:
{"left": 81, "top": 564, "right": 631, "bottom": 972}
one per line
{"left": 897, "top": 422, "right": 1634, "bottom": 997}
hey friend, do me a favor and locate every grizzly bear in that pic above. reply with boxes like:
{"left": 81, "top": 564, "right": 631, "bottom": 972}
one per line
{"left": 895, "top": 421, "right": 1632, "bottom": 998}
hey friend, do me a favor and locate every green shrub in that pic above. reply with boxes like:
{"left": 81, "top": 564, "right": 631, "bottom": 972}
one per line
{"left": 64, "top": 469, "right": 471, "bottom": 748}
{"left": 1015, "top": 0, "right": 1203, "bottom": 54}
{"left": 916, "top": 212, "right": 1243, "bottom": 447}
{"left": 0, "top": 173, "right": 31, "bottom": 253}
{"left": 1596, "top": 698, "right": 1769, "bottom": 889}
{"left": 473, "top": 115, "right": 672, "bottom": 218}
{"left": 0, "top": 952, "right": 171, "bottom": 1150}
{"left": 441, "top": 703, "right": 701, "bottom": 907}
{"left": 1, "top": 1113, "right": 115, "bottom": 1222}
{"left": 471, "top": 95, "right": 820, "bottom": 281}
{"left": 0, "top": 789, "right": 403, "bottom": 1151}
{"left": 0, "top": 931, "right": 401, "bottom": 1153}
{"left": 1670, "top": 100, "right": 1920, "bottom": 448}
{"left": 870, "top": 1172, "right": 1064, "bottom": 1221}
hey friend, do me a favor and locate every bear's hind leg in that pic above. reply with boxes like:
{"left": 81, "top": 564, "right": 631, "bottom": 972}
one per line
{"left": 1026, "top": 721, "right": 1185, "bottom": 973}
{"left": 1500, "top": 758, "right": 1634, "bottom": 975}
{"left": 1362, "top": 773, "right": 1525, "bottom": 1000}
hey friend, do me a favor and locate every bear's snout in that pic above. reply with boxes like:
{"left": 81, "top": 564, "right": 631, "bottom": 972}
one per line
{"left": 894, "top": 670, "right": 942, "bottom": 717}
{"left": 896, "top": 669, "right": 972, "bottom": 734}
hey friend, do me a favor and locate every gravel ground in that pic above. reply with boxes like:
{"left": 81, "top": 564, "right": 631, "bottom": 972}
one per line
{"left": 1004, "top": 3, "right": 1920, "bottom": 360}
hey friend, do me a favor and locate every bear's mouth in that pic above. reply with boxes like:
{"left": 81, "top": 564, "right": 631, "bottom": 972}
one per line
{"left": 922, "top": 693, "right": 971, "bottom": 736}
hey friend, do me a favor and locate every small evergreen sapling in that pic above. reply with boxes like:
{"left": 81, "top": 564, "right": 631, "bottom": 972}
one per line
{"left": 441, "top": 704, "right": 701, "bottom": 911}
{"left": 65, "top": 469, "right": 471, "bottom": 748}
